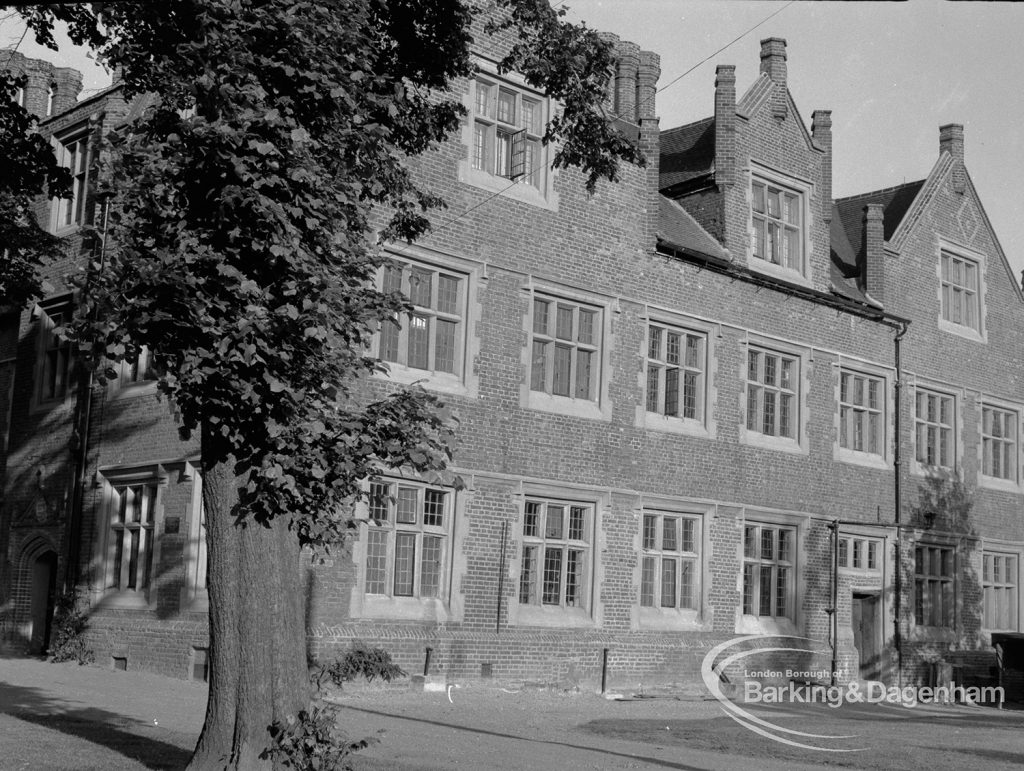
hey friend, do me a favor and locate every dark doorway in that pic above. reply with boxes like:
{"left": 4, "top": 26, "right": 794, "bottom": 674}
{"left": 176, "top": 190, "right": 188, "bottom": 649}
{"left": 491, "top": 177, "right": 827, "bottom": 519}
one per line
{"left": 29, "top": 551, "right": 58, "bottom": 655}
{"left": 852, "top": 592, "right": 882, "bottom": 680}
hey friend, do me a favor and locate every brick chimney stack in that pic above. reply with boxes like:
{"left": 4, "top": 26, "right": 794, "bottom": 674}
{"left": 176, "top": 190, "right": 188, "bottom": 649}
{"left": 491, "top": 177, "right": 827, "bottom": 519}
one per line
{"left": 939, "top": 123, "right": 965, "bottom": 195}
{"left": 864, "top": 204, "right": 886, "bottom": 304}
{"left": 53, "top": 67, "right": 83, "bottom": 114}
{"left": 714, "top": 65, "right": 736, "bottom": 191}
{"left": 760, "top": 37, "right": 787, "bottom": 86}
{"left": 614, "top": 41, "right": 640, "bottom": 123}
{"left": 812, "top": 110, "right": 832, "bottom": 224}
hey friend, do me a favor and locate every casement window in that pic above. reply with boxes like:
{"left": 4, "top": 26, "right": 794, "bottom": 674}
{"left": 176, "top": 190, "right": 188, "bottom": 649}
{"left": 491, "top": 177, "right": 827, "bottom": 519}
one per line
{"left": 983, "top": 552, "right": 1018, "bottom": 631}
{"left": 35, "top": 299, "right": 72, "bottom": 404}
{"left": 746, "top": 347, "right": 798, "bottom": 440}
{"left": 751, "top": 174, "right": 804, "bottom": 274}
{"left": 52, "top": 128, "right": 91, "bottom": 230}
{"left": 645, "top": 324, "right": 706, "bottom": 423}
{"left": 530, "top": 296, "right": 601, "bottom": 402}
{"left": 117, "top": 345, "right": 157, "bottom": 388}
{"left": 742, "top": 523, "right": 795, "bottom": 619}
{"left": 838, "top": 536, "right": 882, "bottom": 573}
{"left": 519, "top": 498, "right": 592, "bottom": 610}
{"left": 982, "top": 405, "right": 1018, "bottom": 482}
{"left": 839, "top": 369, "right": 884, "bottom": 457}
{"left": 377, "top": 259, "right": 466, "bottom": 377}
{"left": 105, "top": 480, "right": 158, "bottom": 595}
{"left": 363, "top": 480, "right": 450, "bottom": 599}
{"left": 639, "top": 512, "right": 700, "bottom": 610}
{"left": 471, "top": 77, "right": 546, "bottom": 189}
{"left": 940, "top": 251, "right": 981, "bottom": 333}
{"left": 914, "top": 545, "right": 955, "bottom": 628}
{"left": 915, "top": 389, "right": 955, "bottom": 469}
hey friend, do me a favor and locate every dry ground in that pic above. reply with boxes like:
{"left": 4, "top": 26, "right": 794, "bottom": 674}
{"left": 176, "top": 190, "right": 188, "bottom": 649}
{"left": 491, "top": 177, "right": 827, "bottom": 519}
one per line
{"left": 1, "top": 657, "right": 1023, "bottom": 770}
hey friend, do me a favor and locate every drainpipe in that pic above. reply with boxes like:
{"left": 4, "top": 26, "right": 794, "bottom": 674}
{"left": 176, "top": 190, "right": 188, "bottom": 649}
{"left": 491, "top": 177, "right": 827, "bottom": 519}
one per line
{"left": 829, "top": 519, "right": 839, "bottom": 686}
{"left": 892, "top": 320, "right": 909, "bottom": 689}
{"left": 64, "top": 195, "right": 111, "bottom": 594}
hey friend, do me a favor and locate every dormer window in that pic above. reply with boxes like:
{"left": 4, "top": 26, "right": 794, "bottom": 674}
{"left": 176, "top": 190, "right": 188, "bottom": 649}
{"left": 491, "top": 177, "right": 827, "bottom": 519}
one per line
{"left": 748, "top": 166, "right": 810, "bottom": 282}
{"left": 752, "top": 177, "right": 802, "bottom": 270}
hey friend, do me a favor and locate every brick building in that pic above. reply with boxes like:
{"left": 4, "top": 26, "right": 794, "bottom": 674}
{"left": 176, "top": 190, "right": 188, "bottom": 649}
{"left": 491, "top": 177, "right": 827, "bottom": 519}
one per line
{"left": 2, "top": 28, "right": 1022, "bottom": 691}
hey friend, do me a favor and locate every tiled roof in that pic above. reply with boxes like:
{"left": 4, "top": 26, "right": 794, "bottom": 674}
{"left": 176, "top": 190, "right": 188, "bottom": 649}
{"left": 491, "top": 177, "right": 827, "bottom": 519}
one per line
{"left": 829, "top": 204, "right": 872, "bottom": 305}
{"left": 658, "top": 195, "right": 728, "bottom": 260}
{"left": 834, "top": 180, "right": 925, "bottom": 262}
{"left": 659, "top": 117, "right": 714, "bottom": 191}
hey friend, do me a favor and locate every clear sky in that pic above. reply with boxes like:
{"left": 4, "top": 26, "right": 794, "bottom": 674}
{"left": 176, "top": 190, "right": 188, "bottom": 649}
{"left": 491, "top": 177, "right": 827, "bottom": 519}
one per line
{"left": 5, "top": 1, "right": 1024, "bottom": 281}
{"left": 562, "top": 0, "right": 1024, "bottom": 281}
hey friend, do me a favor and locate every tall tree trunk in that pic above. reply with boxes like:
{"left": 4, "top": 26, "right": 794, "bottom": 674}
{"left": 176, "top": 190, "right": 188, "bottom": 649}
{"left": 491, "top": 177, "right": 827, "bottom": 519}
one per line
{"left": 188, "top": 440, "right": 310, "bottom": 769}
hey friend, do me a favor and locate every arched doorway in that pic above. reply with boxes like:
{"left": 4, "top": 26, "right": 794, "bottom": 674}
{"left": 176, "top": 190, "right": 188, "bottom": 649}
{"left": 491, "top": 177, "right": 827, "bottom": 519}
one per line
{"left": 29, "top": 551, "right": 58, "bottom": 655}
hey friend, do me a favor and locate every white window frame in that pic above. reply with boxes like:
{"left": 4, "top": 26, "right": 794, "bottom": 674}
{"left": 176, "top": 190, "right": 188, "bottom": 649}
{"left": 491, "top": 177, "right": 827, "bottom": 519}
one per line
{"left": 747, "top": 164, "right": 812, "bottom": 285}
{"left": 371, "top": 247, "right": 479, "bottom": 397}
{"left": 834, "top": 361, "right": 892, "bottom": 469}
{"left": 508, "top": 485, "right": 602, "bottom": 629}
{"left": 740, "top": 337, "right": 807, "bottom": 454}
{"left": 50, "top": 124, "right": 92, "bottom": 232}
{"left": 32, "top": 296, "right": 73, "bottom": 410}
{"left": 94, "top": 466, "right": 167, "bottom": 609}
{"left": 521, "top": 283, "right": 611, "bottom": 421}
{"left": 937, "top": 240, "right": 986, "bottom": 342}
{"left": 913, "top": 384, "right": 959, "bottom": 474}
{"left": 637, "top": 510, "right": 703, "bottom": 628}
{"left": 742, "top": 522, "right": 796, "bottom": 621}
{"left": 349, "top": 477, "right": 454, "bottom": 621}
{"left": 183, "top": 463, "right": 208, "bottom": 610}
{"left": 837, "top": 535, "right": 883, "bottom": 574}
{"left": 644, "top": 322, "right": 707, "bottom": 426}
{"left": 458, "top": 61, "right": 557, "bottom": 210}
{"left": 111, "top": 344, "right": 159, "bottom": 399}
{"left": 979, "top": 400, "right": 1021, "bottom": 491}
{"left": 982, "top": 550, "right": 1019, "bottom": 633}
{"left": 914, "top": 543, "right": 956, "bottom": 629}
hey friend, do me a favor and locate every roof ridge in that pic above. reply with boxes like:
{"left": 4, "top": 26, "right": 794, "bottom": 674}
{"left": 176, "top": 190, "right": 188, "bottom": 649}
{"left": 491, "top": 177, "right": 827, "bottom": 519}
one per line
{"left": 834, "top": 180, "right": 926, "bottom": 203}
{"left": 660, "top": 116, "right": 713, "bottom": 136}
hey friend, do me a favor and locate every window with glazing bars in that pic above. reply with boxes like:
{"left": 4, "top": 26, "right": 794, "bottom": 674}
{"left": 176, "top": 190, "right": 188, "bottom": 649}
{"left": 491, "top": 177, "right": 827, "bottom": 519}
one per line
{"left": 940, "top": 251, "right": 980, "bottom": 331}
{"left": 519, "top": 498, "right": 591, "bottom": 609}
{"left": 363, "top": 481, "right": 448, "bottom": 599}
{"left": 746, "top": 348, "right": 797, "bottom": 439}
{"left": 839, "top": 370, "right": 884, "bottom": 455}
{"left": 108, "top": 482, "right": 158, "bottom": 593}
{"left": 472, "top": 78, "right": 545, "bottom": 188}
{"left": 54, "top": 131, "right": 91, "bottom": 229}
{"left": 838, "top": 536, "right": 881, "bottom": 571}
{"left": 378, "top": 261, "right": 464, "bottom": 376}
{"left": 983, "top": 552, "right": 1017, "bottom": 631}
{"left": 37, "top": 302, "right": 72, "bottom": 402}
{"left": 646, "top": 324, "right": 705, "bottom": 421}
{"left": 982, "top": 405, "right": 1017, "bottom": 481}
{"left": 639, "top": 512, "right": 700, "bottom": 610}
{"left": 751, "top": 177, "right": 802, "bottom": 271}
{"left": 530, "top": 297, "right": 600, "bottom": 401}
{"left": 742, "top": 524, "right": 794, "bottom": 618}
{"left": 914, "top": 545, "right": 955, "bottom": 627}
{"left": 915, "top": 390, "right": 954, "bottom": 468}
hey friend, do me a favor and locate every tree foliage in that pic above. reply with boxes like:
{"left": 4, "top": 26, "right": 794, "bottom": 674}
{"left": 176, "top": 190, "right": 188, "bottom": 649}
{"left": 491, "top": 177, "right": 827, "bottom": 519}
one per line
{"left": 0, "top": 70, "right": 68, "bottom": 306}
{"left": 9, "top": 1, "right": 648, "bottom": 765}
